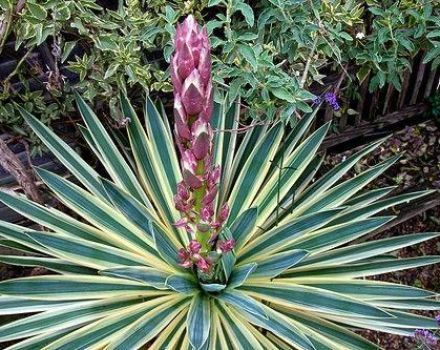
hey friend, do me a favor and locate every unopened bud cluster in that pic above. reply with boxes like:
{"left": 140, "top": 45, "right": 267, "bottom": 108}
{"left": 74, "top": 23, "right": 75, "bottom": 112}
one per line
{"left": 171, "top": 15, "right": 233, "bottom": 275}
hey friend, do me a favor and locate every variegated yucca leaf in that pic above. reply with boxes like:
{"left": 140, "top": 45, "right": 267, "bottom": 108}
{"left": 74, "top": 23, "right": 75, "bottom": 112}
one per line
{"left": 0, "top": 93, "right": 438, "bottom": 350}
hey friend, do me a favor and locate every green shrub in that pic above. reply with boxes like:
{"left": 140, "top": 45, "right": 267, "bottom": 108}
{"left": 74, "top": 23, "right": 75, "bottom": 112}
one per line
{"left": 0, "top": 0, "right": 439, "bottom": 147}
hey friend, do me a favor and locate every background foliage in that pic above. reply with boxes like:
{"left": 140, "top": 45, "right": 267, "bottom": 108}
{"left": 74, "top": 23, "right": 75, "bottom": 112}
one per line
{"left": 0, "top": 0, "right": 440, "bottom": 153}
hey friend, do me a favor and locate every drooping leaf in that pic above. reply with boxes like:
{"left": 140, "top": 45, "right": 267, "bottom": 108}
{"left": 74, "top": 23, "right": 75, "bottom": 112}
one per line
{"left": 99, "top": 266, "right": 170, "bottom": 289}
{"left": 228, "top": 263, "right": 257, "bottom": 289}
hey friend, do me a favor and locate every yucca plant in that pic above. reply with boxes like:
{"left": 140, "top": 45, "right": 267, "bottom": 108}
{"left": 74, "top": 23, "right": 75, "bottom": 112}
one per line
{"left": 0, "top": 15, "right": 439, "bottom": 350}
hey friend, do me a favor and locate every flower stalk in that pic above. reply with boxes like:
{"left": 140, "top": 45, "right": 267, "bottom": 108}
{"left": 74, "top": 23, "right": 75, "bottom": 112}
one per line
{"left": 171, "top": 15, "right": 233, "bottom": 276}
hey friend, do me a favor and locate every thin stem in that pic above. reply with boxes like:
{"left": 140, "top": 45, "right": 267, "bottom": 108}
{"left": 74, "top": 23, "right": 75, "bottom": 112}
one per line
{"left": 2, "top": 51, "right": 32, "bottom": 90}
{"left": 0, "top": 4, "right": 13, "bottom": 55}
{"left": 213, "top": 120, "right": 273, "bottom": 134}
{"left": 300, "top": 38, "right": 317, "bottom": 89}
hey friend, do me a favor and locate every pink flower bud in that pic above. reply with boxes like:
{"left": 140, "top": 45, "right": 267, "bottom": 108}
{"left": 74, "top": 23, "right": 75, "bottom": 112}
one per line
{"left": 182, "top": 150, "right": 202, "bottom": 188}
{"left": 177, "top": 182, "right": 190, "bottom": 200}
{"left": 210, "top": 221, "right": 221, "bottom": 230}
{"left": 198, "top": 41, "right": 212, "bottom": 86}
{"left": 217, "top": 239, "right": 235, "bottom": 253}
{"left": 178, "top": 248, "right": 193, "bottom": 268}
{"left": 201, "top": 204, "right": 214, "bottom": 222}
{"left": 174, "top": 194, "right": 192, "bottom": 213}
{"left": 196, "top": 257, "right": 211, "bottom": 273}
{"left": 175, "top": 15, "right": 197, "bottom": 49}
{"left": 219, "top": 203, "right": 230, "bottom": 223}
{"left": 189, "top": 36, "right": 202, "bottom": 67}
{"left": 174, "top": 218, "right": 187, "bottom": 228}
{"left": 172, "top": 15, "right": 212, "bottom": 120}
{"left": 202, "top": 187, "right": 217, "bottom": 206}
{"left": 176, "top": 43, "right": 195, "bottom": 80}
{"left": 174, "top": 95, "right": 191, "bottom": 140}
{"left": 208, "top": 166, "right": 221, "bottom": 185}
{"left": 175, "top": 201, "right": 190, "bottom": 214}
{"left": 171, "top": 55, "right": 183, "bottom": 94}
{"left": 191, "top": 120, "right": 211, "bottom": 160}
{"left": 188, "top": 240, "right": 202, "bottom": 254}
{"left": 174, "top": 218, "right": 194, "bottom": 234}
{"left": 199, "top": 79, "right": 213, "bottom": 122}
{"left": 181, "top": 70, "right": 205, "bottom": 115}
{"left": 173, "top": 193, "right": 183, "bottom": 206}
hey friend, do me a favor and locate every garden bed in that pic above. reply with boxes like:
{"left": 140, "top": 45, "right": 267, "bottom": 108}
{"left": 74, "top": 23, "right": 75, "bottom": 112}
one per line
{"left": 0, "top": 118, "right": 438, "bottom": 348}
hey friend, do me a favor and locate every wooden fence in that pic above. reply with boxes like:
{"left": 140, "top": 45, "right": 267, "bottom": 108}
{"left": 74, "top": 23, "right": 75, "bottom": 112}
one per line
{"left": 314, "top": 52, "right": 439, "bottom": 131}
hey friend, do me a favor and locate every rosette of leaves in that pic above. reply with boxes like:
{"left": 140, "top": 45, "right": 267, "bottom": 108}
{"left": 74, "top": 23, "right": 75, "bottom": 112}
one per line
{"left": 0, "top": 93, "right": 439, "bottom": 349}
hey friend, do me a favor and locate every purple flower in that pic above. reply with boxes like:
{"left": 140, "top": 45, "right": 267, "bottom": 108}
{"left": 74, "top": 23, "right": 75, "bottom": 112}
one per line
{"left": 324, "top": 92, "right": 341, "bottom": 111}
{"left": 436, "top": 314, "right": 440, "bottom": 326}
{"left": 312, "top": 95, "right": 322, "bottom": 106}
{"left": 414, "top": 329, "right": 438, "bottom": 347}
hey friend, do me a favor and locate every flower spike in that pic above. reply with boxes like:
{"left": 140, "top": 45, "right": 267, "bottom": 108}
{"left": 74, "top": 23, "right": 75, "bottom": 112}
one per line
{"left": 171, "top": 15, "right": 229, "bottom": 275}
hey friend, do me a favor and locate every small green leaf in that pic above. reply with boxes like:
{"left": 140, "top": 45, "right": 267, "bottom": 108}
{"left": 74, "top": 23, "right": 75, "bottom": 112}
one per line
{"left": 206, "top": 20, "right": 224, "bottom": 35}
{"left": 0, "top": 0, "right": 12, "bottom": 11}
{"left": 427, "top": 30, "right": 440, "bottom": 39}
{"left": 34, "top": 23, "right": 43, "bottom": 45}
{"left": 94, "top": 35, "right": 119, "bottom": 51}
{"left": 423, "top": 46, "right": 440, "bottom": 64}
{"left": 235, "top": 2, "right": 254, "bottom": 27}
{"left": 61, "top": 41, "right": 77, "bottom": 63}
{"left": 208, "top": 0, "right": 223, "bottom": 6}
{"left": 27, "top": 2, "right": 47, "bottom": 20}
{"left": 270, "top": 87, "right": 295, "bottom": 103}
{"left": 238, "top": 33, "right": 258, "bottom": 41}
{"left": 339, "top": 31, "right": 353, "bottom": 41}
{"left": 357, "top": 66, "right": 371, "bottom": 83}
{"left": 104, "top": 63, "right": 120, "bottom": 79}
{"left": 238, "top": 45, "right": 257, "bottom": 70}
